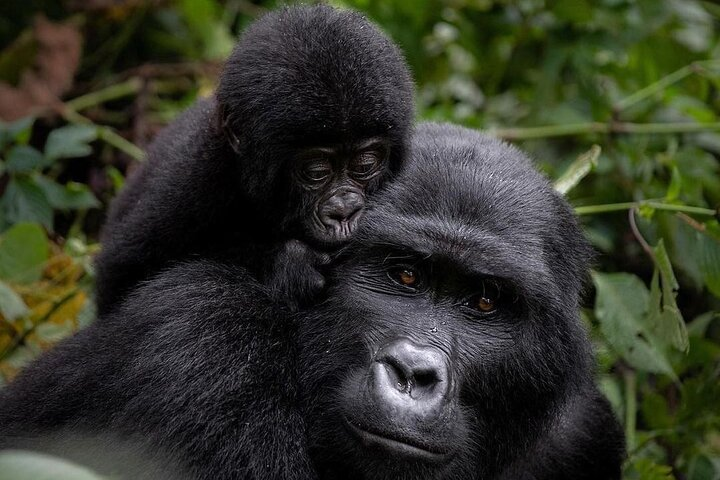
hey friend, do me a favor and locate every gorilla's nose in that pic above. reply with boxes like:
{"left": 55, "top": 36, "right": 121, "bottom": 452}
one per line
{"left": 371, "top": 339, "right": 452, "bottom": 418}
{"left": 319, "top": 189, "right": 364, "bottom": 226}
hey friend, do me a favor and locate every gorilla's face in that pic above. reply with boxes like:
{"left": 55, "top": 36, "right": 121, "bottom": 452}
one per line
{"left": 299, "top": 124, "right": 593, "bottom": 480}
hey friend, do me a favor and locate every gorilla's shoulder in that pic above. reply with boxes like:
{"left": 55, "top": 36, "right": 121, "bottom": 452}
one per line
{"left": 144, "top": 97, "right": 219, "bottom": 165}
{"left": 114, "top": 259, "right": 273, "bottom": 326}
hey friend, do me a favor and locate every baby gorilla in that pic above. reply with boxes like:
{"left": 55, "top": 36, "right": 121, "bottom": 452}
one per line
{"left": 95, "top": 5, "right": 414, "bottom": 314}
{"left": 0, "top": 123, "right": 623, "bottom": 480}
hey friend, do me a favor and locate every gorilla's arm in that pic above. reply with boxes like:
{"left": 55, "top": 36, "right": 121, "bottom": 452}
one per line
{"left": 0, "top": 260, "right": 316, "bottom": 480}
{"left": 498, "top": 383, "right": 625, "bottom": 480}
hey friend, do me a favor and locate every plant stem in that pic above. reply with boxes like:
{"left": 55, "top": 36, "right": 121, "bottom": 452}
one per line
{"left": 624, "top": 369, "right": 637, "bottom": 452}
{"left": 575, "top": 201, "right": 717, "bottom": 217}
{"left": 614, "top": 59, "right": 720, "bottom": 112}
{"left": 65, "top": 78, "right": 143, "bottom": 112}
{"left": 493, "top": 121, "right": 720, "bottom": 141}
{"left": 61, "top": 109, "right": 145, "bottom": 161}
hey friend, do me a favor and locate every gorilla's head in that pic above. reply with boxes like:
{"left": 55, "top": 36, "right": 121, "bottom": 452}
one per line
{"left": 217, "top": 5, "right": 414, "bottom": 247}
{"left": 300, "top": 123, "right": 594, "bottom": 479}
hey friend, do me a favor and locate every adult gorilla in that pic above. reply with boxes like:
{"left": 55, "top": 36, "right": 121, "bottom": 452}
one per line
{"left": 0, "top": 123, "right": 623, "bottom": 479}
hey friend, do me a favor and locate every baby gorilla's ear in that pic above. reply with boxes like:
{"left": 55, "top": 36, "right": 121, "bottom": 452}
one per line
{"left": 218, "top": 105, "right": 243, "bottom": 154}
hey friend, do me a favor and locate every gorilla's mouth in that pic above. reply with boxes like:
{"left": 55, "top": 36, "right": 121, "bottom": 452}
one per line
{"left": 343, "top": 418, "right": 452, "bottom": 463}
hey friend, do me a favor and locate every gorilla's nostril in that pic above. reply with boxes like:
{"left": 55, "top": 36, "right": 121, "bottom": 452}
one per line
{"left": 414, "top": 370, "right": 439, "bottom": 389}
{"left": 382, "top": 360, "right": 408, "bottom": 393}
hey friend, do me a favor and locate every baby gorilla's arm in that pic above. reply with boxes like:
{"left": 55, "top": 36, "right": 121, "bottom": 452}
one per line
{"left": 266, "top": 240, "right": 332, "bottom": 311}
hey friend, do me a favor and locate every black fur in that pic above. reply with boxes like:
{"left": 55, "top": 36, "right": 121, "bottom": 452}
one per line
{"left": 0, "top": 123, "right": 624, "bottom": 479}
{"left": 94, "top": 5, "right": 414, "bottom": 315}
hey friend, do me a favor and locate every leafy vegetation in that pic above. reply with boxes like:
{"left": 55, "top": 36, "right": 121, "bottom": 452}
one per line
{"left": 0, "top": 1, "right": 718, "bottom": 478}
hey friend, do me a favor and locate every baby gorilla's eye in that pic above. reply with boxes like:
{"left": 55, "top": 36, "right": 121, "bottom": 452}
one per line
{"left": 349, "top": 149, "right": 386, "bottom": 180}
{"left": 301, "top": 160, "right": 333, "bottom": 184}
{"left": 388, "top": 267, "right": 419, "bottom": 288}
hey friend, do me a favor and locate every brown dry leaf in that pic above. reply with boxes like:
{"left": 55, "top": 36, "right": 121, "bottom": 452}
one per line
{"left": 0, "top": 15, "right": 82, "bottom": 121}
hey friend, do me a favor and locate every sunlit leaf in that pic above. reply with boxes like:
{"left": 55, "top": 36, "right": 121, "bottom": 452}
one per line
{"left": 0, "top": 280, "right": 28, "bottom": 320}
{"left": 553, "top": 144, "right": 600, "bottom": 195}
{"left": 0, "top": 450, "right": 106, "bottom": 480}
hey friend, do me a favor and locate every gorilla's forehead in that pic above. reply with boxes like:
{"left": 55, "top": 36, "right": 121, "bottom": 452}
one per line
{"left": 358, "top": 212, "right": 556, "bottom": 297}
{"left": 356, "top": 122, "right": 569, "bottom": 294}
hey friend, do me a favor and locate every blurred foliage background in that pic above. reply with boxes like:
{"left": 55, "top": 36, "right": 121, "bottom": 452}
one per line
{"left": 0, "top": 0, "right": 719, "bottom": 479}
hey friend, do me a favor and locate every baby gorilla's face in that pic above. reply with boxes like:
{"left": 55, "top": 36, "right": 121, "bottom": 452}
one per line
{"left": 292, "top": 138, "right": 391, "bottom": 247}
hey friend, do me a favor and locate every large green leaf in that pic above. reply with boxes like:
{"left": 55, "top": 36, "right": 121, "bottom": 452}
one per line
{"left": 0, "top": 223, "right": 49, "bottom": 284}
{"left": 1, "top": 177, "right": 53, "bottom": 230}
{"left": 44, "top": 125, "right": 97, "bottom": 161}
{"left": 4, "top": 146, "right": 49, "bottom": 173}
{"left": 592, "top": 271, "right": 675, "bottom": 377}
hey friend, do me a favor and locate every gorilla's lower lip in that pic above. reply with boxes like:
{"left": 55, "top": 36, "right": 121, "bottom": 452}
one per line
{"left": 343, "top": 419, "right": 451, "bottom": 463}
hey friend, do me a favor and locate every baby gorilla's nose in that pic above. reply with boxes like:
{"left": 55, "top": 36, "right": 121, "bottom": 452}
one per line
{"left": 319, "top": 188, "right": 364, "bottom": 227}
{"left": 371, "top": 339, "right": 452, "bottom": 419}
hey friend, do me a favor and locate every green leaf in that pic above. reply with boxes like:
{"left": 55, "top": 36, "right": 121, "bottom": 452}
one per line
{"left": 625, "top": 458, "right": 675, "bottom": 480}
{"left": 5, "top": 146, "right": 49, "bottom": 173}
{"left": 0, "top": 116, "right": 35, "bottom": 149}
{"left": 695, "top": 229, "right": 720, "bottom": 299}
{"left": 665, "top": 166, "right": 682, "bottom": 201}
{"left": 34, "top": 176, "right": 100, "bottom": 210}
{"left": 592, "top": 271, "right": 676, "bottom": 377}
{"left": 0, "top": 222, "right": 49, "bottom": 284}
{"left": 1, "top": 177, "right": 53, "bottom": 230}
{"left": 44, "top": 125, "right": 98, "bottom": 161}
{"left": 0, "top": 280, "right": 28, "bottom": 320}
{"left": 0, "top": 450, "right": 106, "bottom": 480}
{"left": 686, "top": 454, "right": 720, "bottom": 480}
{"left": 553, "top": 144, "right": 600, "bottom": 195}
{"left": 649, "top": 241, "right": 688, "bottom": 352}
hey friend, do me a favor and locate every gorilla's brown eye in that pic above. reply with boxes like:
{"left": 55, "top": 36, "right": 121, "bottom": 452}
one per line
{"left": 476, "top": 297, "right": 496, "bottom": 312}
{"left": 389, "top": 267, "right": 418, "bottom": 288}
{"left": 466, "top": 280, "right": 501, "bottom": 314}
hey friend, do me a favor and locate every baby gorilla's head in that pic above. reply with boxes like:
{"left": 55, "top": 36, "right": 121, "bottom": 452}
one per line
{"left": 299, "top": 123, "right": 595, "bottom": 479}
{"left": 217, "top": 5, "right": 415, "bottom": 248}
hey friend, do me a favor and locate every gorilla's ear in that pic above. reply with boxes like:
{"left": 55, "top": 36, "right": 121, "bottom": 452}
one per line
{"left": 218, "top": 105, "right": 243, "bottom": 154}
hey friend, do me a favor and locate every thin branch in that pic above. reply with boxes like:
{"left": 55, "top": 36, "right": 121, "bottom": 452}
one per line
{"left": 65, "top": 78, "right": 143, "bottom": 112}
{"left": 614, "top": 59, "right": 720, "bottom": 112}
{"left": 492, "top": 121, "right": 720, "bottom": 141}
{"left": 629, "top": 207, "right": 655, "bottom": 260}
{"left": 61, "top": 108, "right": 145, "bottom": 161}
{"left": 575, "top": 201, "right": 717, "bottom": 217}
{"left": 676, "top": 212, "right": 707, "bottom": 233}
